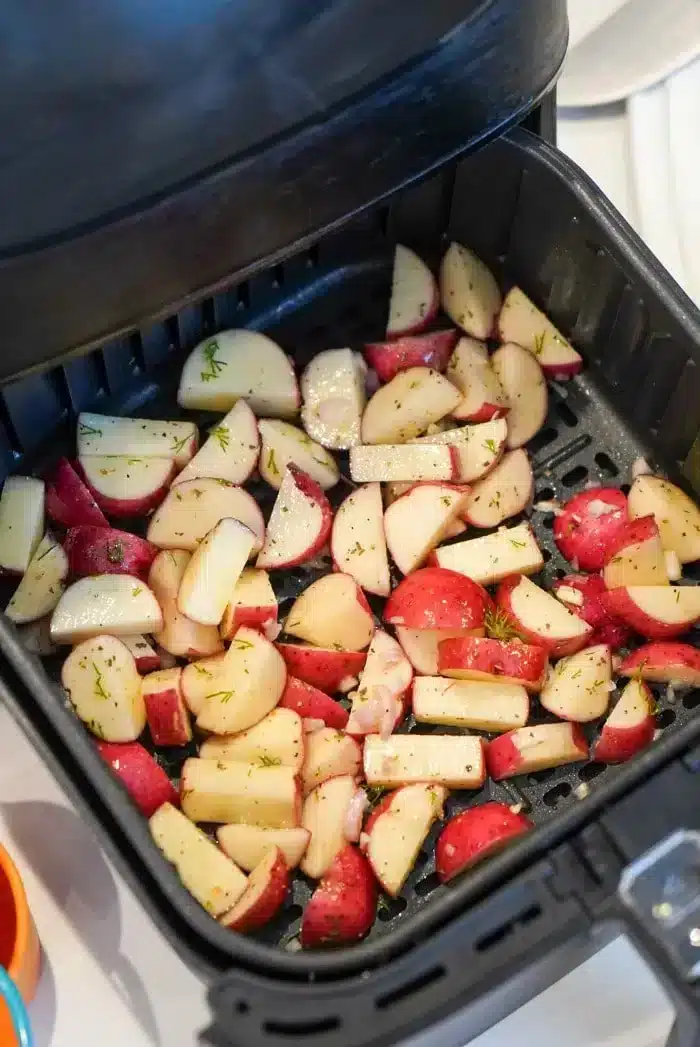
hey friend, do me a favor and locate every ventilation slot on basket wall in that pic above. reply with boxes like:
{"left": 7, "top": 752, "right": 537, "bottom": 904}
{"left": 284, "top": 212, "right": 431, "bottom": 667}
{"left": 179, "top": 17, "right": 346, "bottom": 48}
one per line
{"left": 474, "top": 904, "right": 542, "bottom": 953}
{"left": 376, "top": 965, "right": 446, "bottom": 1011}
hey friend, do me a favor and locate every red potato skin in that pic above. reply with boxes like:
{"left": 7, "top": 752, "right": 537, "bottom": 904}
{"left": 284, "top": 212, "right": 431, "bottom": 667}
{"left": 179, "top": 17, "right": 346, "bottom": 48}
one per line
{"left": 553, "top": 488, "right": 628, "bottom": 571}
{"left": 229, "top": 606, "right": 277, "bottom": 631}
{"left": 602, "top": 589, "right": 699, "bottom": 640}
{"left": 275, "top": 645, "right": 367, "bottom": 693}
{"left": 592, "top": 681, "right": 656, "bottom": 764}
{"left": 619, "top": 642, "right": 700, "bottom": 684}
{"left": 435, "top": 803, "right": 533, "bottom": 883}
{"left": 279, "top": 676, "right": 349, "bottom": 729}
{"left": 144, "top": 686, "right": 192, "bottom": 747}
{"left": 495, "top": 575, "right": 592, "bottom": 656}
{"left": 96, "top": 740, "right": 179, "bottom": 816}
{"left": 438, "top": 635, "right": 548, "bottom": 692}
{"left": 384, "top": 567, "right": 490, "bottom": 631}
{"left": 364, "top": 329, "right": 459, "bottom": 383}
{"left": 75, "top": 459, "right": 176, "bottom": 518}
{"left": 44, "top": 456, "right": 109, "bottom": 529}
{"left": 64, "top": 526, "right": 159, "bottom": 580}
{"left": 131, "top": 642, "right": 161, "bottom": 673}
{"left": 463, "top": 402, "right": 508, "bottom": 424}
{"left": 552, "top": 574, "right": 632, "bottom": 651}
{"left": 486, "top": 726, "right": 588, "bottom": 781}
{"left": 300, "top": 845, "right": 377, "bottom": 948}
{"left": 220, "top": 848, "right": 289, "bottom": 933}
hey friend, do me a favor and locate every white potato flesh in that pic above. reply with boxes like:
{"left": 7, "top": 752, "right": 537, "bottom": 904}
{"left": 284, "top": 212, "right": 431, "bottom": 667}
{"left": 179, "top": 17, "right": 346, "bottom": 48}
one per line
{"left": 301, "top": 348, "right": 366, "bottom": 449}
{"left": 491, "top": 342, "right": 548, "bottom": 449}
{"left": 199, "top": 708, "right": 304, "bottom": 771}
{"left": 498, "top": 287, "right": 583, "bottom": 375}
{"left": 181, "top": 758, "right": 299, "bottom": 827}
{"left": 433, "top": 522, "right": 543, "bottom": 585}
{"left": 412, "top": 676, "right": 529, "bottom": 732}
{"left": 181, "top": 653, "right": 228, "bottom": 716}
{"left": 62, "top": 634, "right": 146, "bottom": 741}
{"left": 602, "top": 530, "right": 669, "bottom": 588}
{"left": 395, "top": 627, "right": 468, "bottom": 676}
{"left": 217, "top": 825, "right": 310, "bottom": 872}
{"left": 367, "top": 784, "right": 447, "bottom": 896}
{"left": 5, "top": 534, "right": 68, "bottom": 624}
{"left": 177, "top": 518, "right": 255, "bottom": 626}
{"left": 174, "top": 400, "right": 260, "bottom": 486}
{"left": 148, "top": 550, "right": 223, "bottom": 659}
{"left": 79, "top": 455, "right": 175, "bottom": 504}
{"left": 499, "top": 723, "right": 587, "bottom": 774}
{"left": 446, "top": 338, "right": 507, "bottom": 421}
{"left": 146, "top": 478, "right": 264, "bottom": 553}
{"left": 540, "top": 645, "right": 612, "bottom": 722}
{"left": 0, "top": 476, "right": 45, "bottom": 574}
{"left": 301, "top": 774, "right": 357, "bottom": 878}
{"left": 195, "top": 627, "right": 287, "bottom": 734}
{"left": 361, "top": 367, "right": 461, "bottom": 445}
{"left": 258, "top": 419, "right": 339, "bottom": 490}
{"left": 508, "top": 576, "right": 591, "bottom": 644}
{"left": 301, "top": 728, "right": 361, "bottom": 794}
{"left": 255, "top": 466, "right": 330, "bottom": 570}
{"left": 331, "top": 483, "right": 391, "bottom": 597}
{"left": 77, "top": 413, "right": 197, "bottom": 466}
{"left": 220, "top": 568, "right": 277, "bottom": 639}
{"left": 150, "top": 803, "right": 247, "bottom": 916}
{"left": 628, "top": 475, "right": 700, "bottom": 564}
{"left": 363, "top": 734, "right": 484, "bottom": 788}
{"left": 384, "top": 483, "right": 470, "bottom": 575}
{"left": 387, "top": 245, "right": 438, "bottom": 335}
{"left": 463, "top": 449, "right": 534, "bottom": 528}
{"left": 177, "top": 330, "right": 299, "bottom": 417}
{"left": 621, "top": 586, "right": 700, "bottom": 624}
{"left": 410, "top": 417, "right": 507, "bottom": 482}
{"left": 605, "top": 678, "right": 652, "bottom": 729}
{"left": 350, "top": 444, "right": 456, "bottom": 483}
{"left": 284, "top": 573, "right": 374, "bottom": 652}
{"left": 50, "top": 575, "right": 163, "bottom": 644}
{"left": 439, "top": 242, "right": 501, "bottom": 339}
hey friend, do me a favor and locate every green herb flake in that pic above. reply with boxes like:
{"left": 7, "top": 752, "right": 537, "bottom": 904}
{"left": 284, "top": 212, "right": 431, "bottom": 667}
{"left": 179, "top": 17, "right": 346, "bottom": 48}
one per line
{"left": 194, "top": 665, "right": 213, "bottom": 678}
{"left": 92, "top": 662, "right": 111, "bottom": 701}
{"left": 533, "top": 331, "right": 546, "bottom": 357}
{"left": 78, "top": 421, "right": 103, "bottom": 438}
{"left": 483, "top": 439, "right": 497, "bottom": 455}
{"left": 267, "top": 448, "right": 280, "bottom": 476}
{"left": 209, "top": 425, "right": 231, "bottom": 452}
{"left": 258, "top": 754, "right": 282, "bottom": 768}
{"left": 508, "top": 539, "right": 526, "bottom": 549}
{"left": 484, "top": 607, "right": 522, "bottom": 643}
{"left": 171, "top": 434, "right": 191, "bottom": 456}
{"left": 232, "top": 637, "right": 254, "bottom": 651}
{"left": 200, "top": 339, "right": 227, "bottom": 383}
{"left": 132, "top": 586, "right": 143, "bottom": 597}
{"left": 205, "top": 690, "right": 234, "bottom": 704}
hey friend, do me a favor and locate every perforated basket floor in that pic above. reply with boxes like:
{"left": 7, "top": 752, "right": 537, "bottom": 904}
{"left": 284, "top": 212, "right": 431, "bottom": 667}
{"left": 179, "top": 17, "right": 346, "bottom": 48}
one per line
{"left": 2, "top": 130, "right": 700, "bottom": 966}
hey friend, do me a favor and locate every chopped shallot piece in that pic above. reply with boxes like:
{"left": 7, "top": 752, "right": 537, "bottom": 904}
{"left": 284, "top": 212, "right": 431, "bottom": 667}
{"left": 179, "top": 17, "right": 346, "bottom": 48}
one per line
{"left": 343, "top": 789, "right": 369, "bottom": 842}
{"left": 586, "top": 499, "right": 618, "bottom": 518}
{"left": 555, "top": 585, "right": 584, "bottom": 607}
{"left": 665, "top": 550, "right": 682, "bottom": 581}
{"left": 533, "top": 500, "right": 563, "bottom": 516}
{"left": 665, "top": 684, "right": 676, "bottom": 704}
{"left": 338, "top": 675, "right": 359, "bottom": 694}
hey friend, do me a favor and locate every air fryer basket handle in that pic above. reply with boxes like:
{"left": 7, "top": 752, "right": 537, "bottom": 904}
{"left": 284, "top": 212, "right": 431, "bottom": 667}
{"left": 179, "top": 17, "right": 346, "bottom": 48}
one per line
{"left": 204, "top": 862, "right": 592, "bottom": 1047}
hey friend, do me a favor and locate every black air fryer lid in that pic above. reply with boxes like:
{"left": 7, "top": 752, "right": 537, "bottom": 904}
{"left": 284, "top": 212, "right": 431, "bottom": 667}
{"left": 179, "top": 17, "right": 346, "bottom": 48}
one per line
{"left": 0, "top": 0, "right": 567, "bottom": 382}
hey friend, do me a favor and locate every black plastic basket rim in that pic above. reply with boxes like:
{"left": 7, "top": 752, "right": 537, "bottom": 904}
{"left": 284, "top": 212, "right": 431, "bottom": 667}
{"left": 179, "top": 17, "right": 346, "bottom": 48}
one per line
{"left": 2, "top": 127, "right": 700, "bottom": 983}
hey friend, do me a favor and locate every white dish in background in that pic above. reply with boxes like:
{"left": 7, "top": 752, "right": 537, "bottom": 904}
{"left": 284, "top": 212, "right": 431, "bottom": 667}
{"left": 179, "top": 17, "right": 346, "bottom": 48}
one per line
{"left": 559, "top": 0, "right": 700, "bottom": 107}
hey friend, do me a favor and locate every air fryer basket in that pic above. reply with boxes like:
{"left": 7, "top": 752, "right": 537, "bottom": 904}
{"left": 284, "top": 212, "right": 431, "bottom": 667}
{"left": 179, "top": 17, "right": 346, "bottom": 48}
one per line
{"left": 4, "top": 128, "right": 700, "bottom": 1047}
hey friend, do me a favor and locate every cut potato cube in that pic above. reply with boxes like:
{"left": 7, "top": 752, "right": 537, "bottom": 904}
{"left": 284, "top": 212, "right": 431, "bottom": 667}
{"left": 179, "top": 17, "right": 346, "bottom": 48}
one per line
{"left": 300, "top": 348, "right": 366, "bottom": 450}
{"left": 539, "top": 644, "right": 612, "bottom": 722}
{"left": 199, "top": 708, "right": 304, "bottom": 772}
{"left": 195, "top": 627, "right": 287, "bottom": 735}
{"left": 366, "top": 783, "right": 447, "bottom": 897}
{"left": 628, "top": 474, "right": 700, "bottom": 565}
{"left": 491, "top": 341, "right": 548, "bottom": 449}
{"left": 50, "top": 574, "right": 163, "bottom": 644}
{"left": 446, "top": 338, "right": 507, "bottom": 423}
{"left": 395, "top": 626, "right": 469, "bottom": 676}
{"left": 301, "top": 774, "right": 358, "bottom": 879}
{"left": 62, "top": 634, "right": 146, "bottom": 742}
{"left": 432, "top": 522, "right": 543, "bottom": 585}
{"left": 462, "top": 450, "right": 534, "bottom": 528}
{"left": 146, "top": 478, "right": 264, "bottom": 554}
{"left": 177, "top": 518, "right": 255, "bottom": 626}
{"left": 486, "top": 723, "right": 588, "bottom": 780}
{"left": 410, "top": 417, "right": 507, "bottom": 482}
{"left": 148, "top": 549, "right": 223, "bottom": 659}
{"left": 498, "top": 287, "right": 583, "bottom": 378}
{"left": 149, "top": 802, "right": 247, "bottom": 916}
{"left": 361, "top": 366, "right": 461, "bottom": 445}
{"left": 0, "top": 476, "right": 45, "bottom": 574}
{"left": 181, "top": 652, "right": 228, "bottom": 716}
{"left": 255, "top": 466, "right": 332, "bottom": 571}
{"left": 220, "top": 568, "right": 277, "bottom": 639}
{"left": 141, "top": 666, "right": 192, "bottom": 746}
{"left": 350, "top": 444, "right": 457, "bottom": 483}
{"left": 177, "top": 330, "right": 300, "bottom": 417}
{"left": 258, "top": 419, "right": 339, "bottom": 490}
{"left": 384, "top": 482, "right": 470, "bottom": 575}
{"left": 412, "top": 676, "right": 529, "bottom": 732}
{"left": 439, "top": 242, "right": 501, "bottom": 340}
{"left": 181, "top": 758, "right": 300, "bottom": 827}
{"left": 78, "top": 456, "right": 176, "bottom": 518}
{"left": 77, "top": 413, "right": 197, "bottom": 466}
{"left": 217, "top": 825, "right": 310, "bottom": 872}
{"left": 5, "top": 533, "right": 68, "bottom": 624}
{"left": 301, "top": 728, "right": 361, "bottom": 794}
{"left": 387, "top": 245, "right": 439, "bottom": 336}
{"left": 174, "top": 400, "right": 260, "bottom": 486}
{"left": 331, "top": 483, "right": 390, "bottom": 597}
{"left": 363, "top": 734, "right": 485, "bottom": 788}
